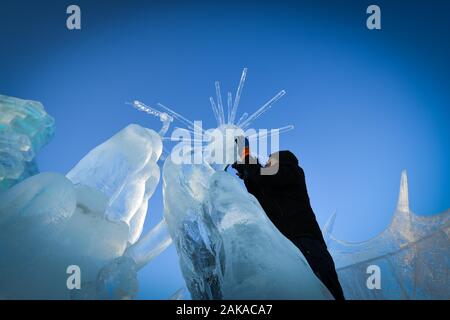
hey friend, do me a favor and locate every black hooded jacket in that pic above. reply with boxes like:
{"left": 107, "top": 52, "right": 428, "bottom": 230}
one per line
{"left": 237, "top": 151, "right": 326, "bottom": 246}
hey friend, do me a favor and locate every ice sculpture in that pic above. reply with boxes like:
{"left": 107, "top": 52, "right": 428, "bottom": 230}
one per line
{"left": 159, "top": 69, "right": 331, "bottom": 299}
{"left": 326, "top": 170, "right": 450, "bottom": 299}
{"left": 0, "top": 96, "right": 173, "bottom": 298}
{"left": 0, "top": 94, "right": 54, "bottom": 191}
{"left": 163, "top": 155, "right": 332, "bottom": 299}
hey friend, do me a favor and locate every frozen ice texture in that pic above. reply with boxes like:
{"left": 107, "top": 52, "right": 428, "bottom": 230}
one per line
{"left": 169, "top": 287, "right": 187, "bottom": 300}
{"left": 0, "top": 94, "right": 54, "bottom": 191}
{"left": 326, "top": 171, "right": 450, "bottom": 299}
{"left": 163, "top": 144, "right": 332, "bottom": 299}
{"left": 95, "top": 256, "right": 139, "bottom": 300}
{"left": 129, "top": 101, "right": 173, "bottom": 136}
{"left": 67, "top": 124, "right": 163, "bottom": 244}
{"left": 124, "top": 219, "right": 173, "bottom": 269}
{"left": 0, "top": 172, "right": 129, "bottom": 299}
{"left": 72, "top": 219, "right": 173, "bottom": 300}
{"left": 70, "top": 256, "right": 139, "bottom": 300}
{"left": 0, "top": 117, "right": 170, "bottom": 299}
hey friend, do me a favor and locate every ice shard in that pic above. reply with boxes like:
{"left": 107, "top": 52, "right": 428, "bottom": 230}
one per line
{"left": 240, "top": 90, "right": 286, "bottom": 129}
{"left": 124, "top": 219, "right": 173, "bottom": 269}
{"left": 236, "top": 112, "right": 248, "bottom": 127}
{"left": 327, "top": 170, "right": 450, "bottom": 299}
{"left": 229, "top": 68, "right": 247, "bottom": 125}
{"left": 0, "top": 94, "right": 55, "bottom": 191}
{"left": 163, "top": 143, "right": 332, "bottom": 299}
{"left": 215, "top": 81, "right": 225, "bottom": 126}
{"left": 209, "top": 97, "right": 221, "bottom": 127}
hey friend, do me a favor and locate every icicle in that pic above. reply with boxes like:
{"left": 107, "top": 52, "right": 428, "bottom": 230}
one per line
{"left": 162, "top": 136, "right": 204, "bottom": 143}
{"left": 236, "top": 112, "right": 249, "bottom": 127}
{"left": 227, "top": 92, "right": 232, "bottom": 124}
{"left": 124, "top": 219, "right": 173, "bottom": 270}
{"left": 157, "top": 103, "right": 205, "bottom": 135}
{"left": 246, "top": 125, "right": 294, "bottom": 140}
{"left": 209, "top": 97, "right": 221, "bottom": 127}
{"left": 240, "top": 90, "right": 286, "bottom": 129}
{"left": 128, "top": 101, "right": 173, "bottom": 136}
{"left": 215, "top": 81, "right": 225, "bottom": 125}
{"left": 229, "top": 68, "right": 247, "bottom": 124}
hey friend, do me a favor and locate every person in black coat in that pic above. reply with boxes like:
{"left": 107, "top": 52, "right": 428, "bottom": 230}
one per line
{"left": 232, "top": 150, "right": 345, "bottom": 300}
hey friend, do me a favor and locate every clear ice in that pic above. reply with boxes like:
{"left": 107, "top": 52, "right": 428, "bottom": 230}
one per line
{"left": 0, "top": 97, "right": 173, "bottom": 298}
{"left": 157, "top": 70, "right": 325, "bottom": 299}
{"left": 1, "top": 66, "right": 448, "bottom": 300}
{"left": 67, "top": 124, "right": 163, "bottom": 244}
{"left": 326, "top": 171, "right": 450, "bottom": 299}
{"left": 162, "top": 144, "right": 332, "bottom": 299}
{"left": 0, "top": 95, "right": 54, "bottom": 191}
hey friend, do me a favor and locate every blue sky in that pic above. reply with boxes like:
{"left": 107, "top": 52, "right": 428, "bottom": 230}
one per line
{"left": 1, "top": 0, "right": 449, "bottom": 299}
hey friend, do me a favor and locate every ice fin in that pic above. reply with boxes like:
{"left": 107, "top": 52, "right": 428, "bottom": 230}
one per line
{"left": 396, "top": 170, "right": 409, "bottom": 212}
{"left": 323, "top": 210, "right": 337, "bottom": 246}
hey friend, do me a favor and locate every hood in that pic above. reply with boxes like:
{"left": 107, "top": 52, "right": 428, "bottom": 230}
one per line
{"left": 269, "top": 150, "right": 298, "bottom": 166}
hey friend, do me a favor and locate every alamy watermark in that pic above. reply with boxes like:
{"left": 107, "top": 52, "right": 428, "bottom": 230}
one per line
{"left": 66, "top": 5, "right": 81, "bottom": 30}
{"left": 66, "top": 265, "right": 81, "bottom": 290}
{"left": 367, "top": 5, "right": 381, "bottom": 30}
{"left": 366, "top": 264, "right": 381, "bottom": 290}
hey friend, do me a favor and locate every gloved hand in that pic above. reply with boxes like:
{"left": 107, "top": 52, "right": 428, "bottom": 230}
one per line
{"left": 231, "top": 162, "right": 247, "bottom": 179}
{"left": 232, "top": 155, "right": 259, "bottom": 180}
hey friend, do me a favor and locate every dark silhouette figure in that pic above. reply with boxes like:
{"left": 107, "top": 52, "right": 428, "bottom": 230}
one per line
{"left": 232, "top": 150, "right": 345, "bottom": 300}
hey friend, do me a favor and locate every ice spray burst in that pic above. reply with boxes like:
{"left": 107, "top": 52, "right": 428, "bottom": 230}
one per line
{"left": 128, "top": 68, "right": 294, "bottom": 165}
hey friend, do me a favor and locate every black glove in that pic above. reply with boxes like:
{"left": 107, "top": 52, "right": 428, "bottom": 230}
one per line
{"left": 232, "top": 162, "right": 247, "bottom": 179}
{"left": 232, "top": 155, "right": 260, "bottom": 180}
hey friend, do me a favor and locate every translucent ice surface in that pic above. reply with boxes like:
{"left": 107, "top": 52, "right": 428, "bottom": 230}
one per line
{"left": 0, "top": 119, "right": 169, "bottom": 299}
{"left": 0, "top": 94, "right": 54, "bottom": 191}
{"left": 67, "top": 124, "right": 163, "bottom": 244}
{"left": 163, "top": 144, "right": 332, "bottom": 299}
{"left": 327, "top": 171, "right": 450, "bottom": 299}
{"left": 0, "top": 172, "right": 129, "bottom": 299}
